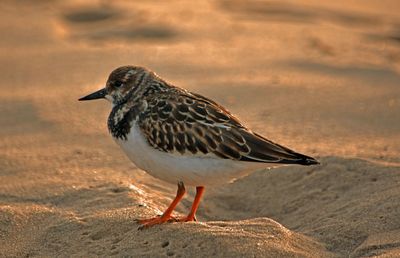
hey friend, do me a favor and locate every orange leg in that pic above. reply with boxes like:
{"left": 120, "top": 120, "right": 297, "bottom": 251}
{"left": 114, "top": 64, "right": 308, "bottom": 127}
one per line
{"left": 179, "top": 186, "right": 205, "bottom": 222}
{"left": 137, "top": 181, "right": 186, "bottom": 229}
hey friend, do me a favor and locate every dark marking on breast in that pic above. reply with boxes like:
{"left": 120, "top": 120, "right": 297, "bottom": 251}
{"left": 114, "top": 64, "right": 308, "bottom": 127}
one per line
{"left": 108, "top": 104, "right": 141, "bottom": 140}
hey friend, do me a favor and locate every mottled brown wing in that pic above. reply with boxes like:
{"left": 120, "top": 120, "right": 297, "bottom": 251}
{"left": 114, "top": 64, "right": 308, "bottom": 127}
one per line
{"left": 138, "top": 92, "right": 318, "bottom": 165}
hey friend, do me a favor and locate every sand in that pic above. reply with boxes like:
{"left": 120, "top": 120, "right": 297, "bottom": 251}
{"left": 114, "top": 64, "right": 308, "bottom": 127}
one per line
{"left": 1, "top": 0, "right": 400, "bottom": 257}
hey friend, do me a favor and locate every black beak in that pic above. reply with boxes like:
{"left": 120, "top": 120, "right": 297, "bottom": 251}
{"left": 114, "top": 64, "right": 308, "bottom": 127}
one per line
{"left": 79, "top": 88, "right": 107, "bottom": 101}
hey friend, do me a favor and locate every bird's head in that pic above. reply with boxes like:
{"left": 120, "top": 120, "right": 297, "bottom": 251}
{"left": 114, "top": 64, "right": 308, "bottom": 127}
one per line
{"left": 79, "top": 66, "right": 155, "bottom": 105}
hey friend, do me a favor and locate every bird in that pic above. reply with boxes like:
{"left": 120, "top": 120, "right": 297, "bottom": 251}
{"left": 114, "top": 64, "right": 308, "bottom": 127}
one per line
{"left": 79, "top": 66, "right": 319, "bottom": 229}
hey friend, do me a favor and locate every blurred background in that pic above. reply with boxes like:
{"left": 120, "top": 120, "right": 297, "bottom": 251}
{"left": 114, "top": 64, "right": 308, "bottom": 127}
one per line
{"left": 1, "top": 0, "right": 399, "bottom": 166}
{"left": 1, "top": 1, "right": 400, "bottom": 256}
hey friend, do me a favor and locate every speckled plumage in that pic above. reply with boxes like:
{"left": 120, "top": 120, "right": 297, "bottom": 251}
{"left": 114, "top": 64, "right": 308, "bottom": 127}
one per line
{"left": 105, "top": 66, "right": 318, "bottom": 165}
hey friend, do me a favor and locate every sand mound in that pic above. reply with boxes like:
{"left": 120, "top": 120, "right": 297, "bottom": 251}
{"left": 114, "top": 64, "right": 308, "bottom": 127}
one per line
{"left": 1, "top": 205, "right": 328, "bottom": 257}
{"left": 204, "top": 157, "right": 400, "bottom": 257}
{"left": 2, "top": 157, "right": 399, "bottom": 257}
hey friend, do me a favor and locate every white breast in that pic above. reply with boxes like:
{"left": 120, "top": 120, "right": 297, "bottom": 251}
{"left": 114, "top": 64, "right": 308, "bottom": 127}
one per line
{"left": 115, "top": 124, "right": 267, "bottom": 186}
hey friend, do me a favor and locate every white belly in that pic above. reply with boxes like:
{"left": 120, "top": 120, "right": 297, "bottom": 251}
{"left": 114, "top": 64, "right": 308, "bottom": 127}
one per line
{"left": 115, "top": 125, "right": 267, "bottom": 186}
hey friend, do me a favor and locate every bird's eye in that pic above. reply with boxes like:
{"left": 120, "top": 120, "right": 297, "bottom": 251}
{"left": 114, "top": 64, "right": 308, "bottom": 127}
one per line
{"left": 114, "top": 80, "right": 123, "bottom": 88}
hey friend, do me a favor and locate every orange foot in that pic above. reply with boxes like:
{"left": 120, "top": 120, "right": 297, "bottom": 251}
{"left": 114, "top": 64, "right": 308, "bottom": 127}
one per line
{"left": 137, "top": 215, "right": 177, "bottom": 230}
{"left": 135, "top": 183, "right": 205, "bottom": 229}
{"left": 177, "top": 215, "right": 197, "bottom": 222}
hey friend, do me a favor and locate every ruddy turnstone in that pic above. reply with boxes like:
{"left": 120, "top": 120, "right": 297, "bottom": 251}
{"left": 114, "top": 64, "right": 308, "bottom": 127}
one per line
{"left": 79, "top": 66, "right": 319, "bottom": 228}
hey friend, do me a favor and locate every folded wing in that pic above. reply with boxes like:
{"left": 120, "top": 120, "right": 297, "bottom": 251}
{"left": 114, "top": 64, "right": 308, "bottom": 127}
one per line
{"left": 138, "top": 90, "right": 319, "bottom": 165}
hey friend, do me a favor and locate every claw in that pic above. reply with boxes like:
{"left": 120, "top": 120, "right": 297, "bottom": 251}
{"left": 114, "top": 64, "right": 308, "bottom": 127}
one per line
{"left": 137, "top": 215, "right": 177, "bottom": 229}
{"left": 177, "top": 214, "right": 197, "bottom": 222}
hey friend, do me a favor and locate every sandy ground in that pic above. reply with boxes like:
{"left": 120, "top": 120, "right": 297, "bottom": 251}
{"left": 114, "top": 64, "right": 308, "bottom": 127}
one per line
{"left": 1, "top": 0, "right": 400, "bottom": 257}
